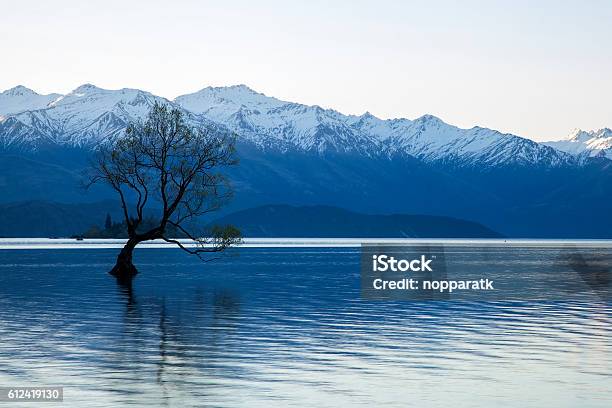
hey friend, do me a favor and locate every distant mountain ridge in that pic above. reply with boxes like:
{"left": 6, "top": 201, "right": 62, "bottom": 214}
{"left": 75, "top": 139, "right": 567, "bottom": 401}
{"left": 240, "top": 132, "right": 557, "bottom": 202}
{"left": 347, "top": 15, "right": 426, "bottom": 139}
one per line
{"left": 208, "top": 204, "right": 502, "bottom": 238}
{"left": 176, "top": 85, "right": 576, "bottom": 167}
{"left": 544, "top": 128, "right": 612, "bottom": 160}
{"left": 0, "top": 84, "right": 169, "bottom": 148}
{"left": 0, "top": 200, "right": 125, "bottom": 237}
{"left": 0, "top": 83, "right": 602, "bottom": 167}
{"left": 0, "top": 85, "right": 61, "bottom": 118}
{"left": 0, "top": 201, "right": 501, "bottom": 238}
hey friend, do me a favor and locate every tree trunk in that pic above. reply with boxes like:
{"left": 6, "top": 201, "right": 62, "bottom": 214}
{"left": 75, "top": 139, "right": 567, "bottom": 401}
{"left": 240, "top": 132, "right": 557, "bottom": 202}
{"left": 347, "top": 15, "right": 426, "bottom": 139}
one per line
{"left": 110, "top": 238, "right": 139, "bottom": 280}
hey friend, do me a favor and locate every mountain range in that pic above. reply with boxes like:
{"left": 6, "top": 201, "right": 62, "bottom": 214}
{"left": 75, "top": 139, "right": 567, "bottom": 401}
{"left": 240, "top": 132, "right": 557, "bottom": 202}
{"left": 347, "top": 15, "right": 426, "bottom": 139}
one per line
{"left": 2, "top": 83, "right": 604, "bottom": 164}
{"left": 543, "top": 128, "right": 612, "bottom": 160}
{"left": 0, "top": 83, "right": 610, "bottom": 238}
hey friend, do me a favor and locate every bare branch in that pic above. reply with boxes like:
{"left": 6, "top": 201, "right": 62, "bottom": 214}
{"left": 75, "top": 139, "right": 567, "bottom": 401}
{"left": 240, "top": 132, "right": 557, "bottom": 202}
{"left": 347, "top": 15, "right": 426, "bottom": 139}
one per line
{"left": 86, "top": 102, "right": 241, "bottom": 263}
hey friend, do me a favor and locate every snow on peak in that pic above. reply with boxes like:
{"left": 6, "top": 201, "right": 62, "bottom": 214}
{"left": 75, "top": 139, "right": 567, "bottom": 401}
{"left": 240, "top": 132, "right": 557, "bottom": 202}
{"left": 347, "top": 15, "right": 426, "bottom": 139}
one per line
{"left": 173, "top": 85, "right": 575, "bottom": 164}
{"left": 175, "top": 85, "right": 380, "bottom": 152}
{"left": 50, "top": 84, "right": 104, "bottom": 106}
{"left": 174, "top": 84, "right": 286, "bottom": 121}
{"left": 50, "top": 84, "right": 165, "bottom": 109}
{"left": 564, "top": 128, "right": 611, "bottom": 142}
{"left": 70, "top": 83, "right": 102, "bottom": 95}
{"left": 415, "top": 114, "right": 443, "bottom": 124}
{"left": 582, "top": 128, "right": 612, "bottom": 139}
{"left": 2, "top": 85, "right": 38, "bottom": 96}
{"left": 359, "top": 111, "right": 377, "bottom": 120}
{"left": 544, "top": 128, "right": 612, "bottom": 159}
{"left": 2, "top": 84, "right": 172, "bottom": 147}
{"left": 0, "top": 85, "right": 62, "bottom": 117}
{"left": 0, "top": 82, "right": 592, "bottom": 166}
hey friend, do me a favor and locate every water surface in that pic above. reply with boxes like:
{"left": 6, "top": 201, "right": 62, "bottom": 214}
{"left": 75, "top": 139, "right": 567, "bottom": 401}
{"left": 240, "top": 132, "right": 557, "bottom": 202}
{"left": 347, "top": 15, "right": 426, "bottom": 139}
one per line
{"left": 0, "top": 246, "right": 610, "bottom": 407}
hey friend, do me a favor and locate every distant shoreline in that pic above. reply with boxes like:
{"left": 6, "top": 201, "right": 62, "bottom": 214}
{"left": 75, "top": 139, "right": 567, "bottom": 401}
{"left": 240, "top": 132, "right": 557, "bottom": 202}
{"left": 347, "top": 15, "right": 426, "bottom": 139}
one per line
{"left": 1, "top": 238, "right": 612, "bottom": 250}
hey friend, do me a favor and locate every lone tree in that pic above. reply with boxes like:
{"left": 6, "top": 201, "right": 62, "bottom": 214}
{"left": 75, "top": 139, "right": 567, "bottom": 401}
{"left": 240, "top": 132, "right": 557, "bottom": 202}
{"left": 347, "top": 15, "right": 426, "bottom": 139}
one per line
{"left": 87, "top": 103, "right": 241, "bottom": 280}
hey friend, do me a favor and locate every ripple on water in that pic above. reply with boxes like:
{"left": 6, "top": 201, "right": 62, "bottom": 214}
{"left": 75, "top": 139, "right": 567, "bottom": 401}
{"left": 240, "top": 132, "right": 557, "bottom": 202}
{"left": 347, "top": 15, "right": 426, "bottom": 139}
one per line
{"left": 0, "top": 247, "right": 610, "bottom": 407}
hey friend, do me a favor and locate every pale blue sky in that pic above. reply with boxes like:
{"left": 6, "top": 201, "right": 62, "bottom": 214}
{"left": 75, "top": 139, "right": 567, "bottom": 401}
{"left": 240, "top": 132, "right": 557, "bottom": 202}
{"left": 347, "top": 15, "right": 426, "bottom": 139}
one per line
{"left": 1, "top": 0, "right": 610, "bottom": 141}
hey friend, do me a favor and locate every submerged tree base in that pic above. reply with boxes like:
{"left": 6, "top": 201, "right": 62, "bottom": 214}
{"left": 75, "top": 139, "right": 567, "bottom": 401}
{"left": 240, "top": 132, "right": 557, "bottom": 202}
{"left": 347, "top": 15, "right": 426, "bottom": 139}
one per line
{"left": 109, "top": 260, "right": 138, "bottom": 280}
{"left": 109, "top": 238, "right": 139, "bottom": 280}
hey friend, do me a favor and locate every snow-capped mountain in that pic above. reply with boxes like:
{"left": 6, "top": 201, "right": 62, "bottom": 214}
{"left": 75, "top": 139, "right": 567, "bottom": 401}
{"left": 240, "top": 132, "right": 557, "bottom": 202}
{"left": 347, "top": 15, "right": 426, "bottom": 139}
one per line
{"left": 175, "top": 85, "right": 574, "bottom": 166}
{"left": 0, "top": 83, "right": 601, "bottom": 168}
{"left": 544, "top": 128, "right": 612, "bottom": 160}
{"left": 0, "top": 86, "right": 61, "bottom": 117}
{"left": 346, "top": 112, "right": 571, "bottom": 167}
{"left": 175, "top": 85, "right": 379, "bottom": 154}
{"left": 0, "top": 84, "right": 174, "bottom": 147}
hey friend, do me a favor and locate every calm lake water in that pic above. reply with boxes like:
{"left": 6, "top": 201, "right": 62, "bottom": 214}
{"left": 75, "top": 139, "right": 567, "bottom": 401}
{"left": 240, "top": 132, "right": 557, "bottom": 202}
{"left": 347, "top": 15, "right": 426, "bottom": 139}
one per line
{"left": 0, "top": 245, "right": 610, "bottom": 407}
